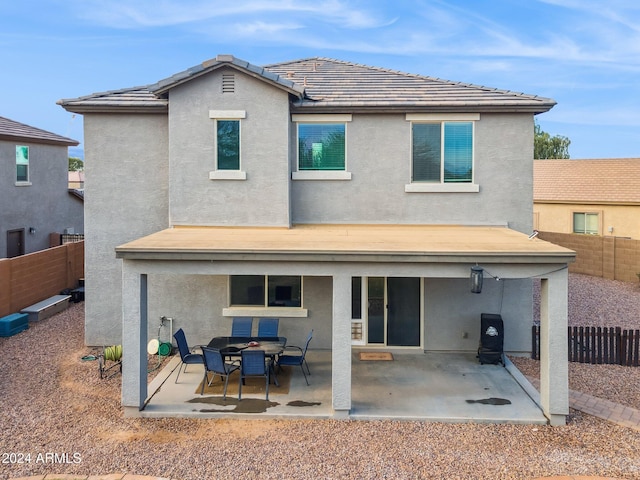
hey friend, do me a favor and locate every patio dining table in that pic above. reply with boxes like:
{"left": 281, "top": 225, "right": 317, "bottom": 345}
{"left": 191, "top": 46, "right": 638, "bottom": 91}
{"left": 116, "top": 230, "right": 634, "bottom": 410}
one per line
{"left": 207, "top": 336, "right": 287, "bottom": 386}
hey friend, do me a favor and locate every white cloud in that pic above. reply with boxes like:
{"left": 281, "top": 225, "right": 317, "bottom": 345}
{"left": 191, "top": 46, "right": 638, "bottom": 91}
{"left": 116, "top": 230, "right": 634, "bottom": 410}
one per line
{"left": 235, "top": 21, "right": 303, "bottom": 36}
{"left": 69, "top": 0, "right": 393, "bottom": 30}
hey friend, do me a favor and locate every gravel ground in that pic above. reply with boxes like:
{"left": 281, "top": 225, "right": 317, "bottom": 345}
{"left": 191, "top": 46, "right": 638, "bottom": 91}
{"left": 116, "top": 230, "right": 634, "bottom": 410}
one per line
{"left": 1, "top": 273, "right": 640, "bottom": 480}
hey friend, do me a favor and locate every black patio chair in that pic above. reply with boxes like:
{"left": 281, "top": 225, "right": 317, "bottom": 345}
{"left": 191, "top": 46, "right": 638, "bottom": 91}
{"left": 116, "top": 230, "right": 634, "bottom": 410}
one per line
{"left": 277, "top": 329, "right": 313, "bottom": 385}
{"left": 200, "top": 347, "right": 240, "bottom": 399}
{"left": 231, "top": 317, "right": 253, "bottom": 336}
{"left": 173, "top": 328, "right": 204, "bottom": 384}
{"left": 239, "top": 349, "right": 271, "bottom": 400}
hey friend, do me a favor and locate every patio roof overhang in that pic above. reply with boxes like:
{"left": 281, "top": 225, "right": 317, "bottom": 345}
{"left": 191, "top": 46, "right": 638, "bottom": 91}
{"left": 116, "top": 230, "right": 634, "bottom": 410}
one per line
{"left": 115, "top": 224, "right": 576, "bottom": 264}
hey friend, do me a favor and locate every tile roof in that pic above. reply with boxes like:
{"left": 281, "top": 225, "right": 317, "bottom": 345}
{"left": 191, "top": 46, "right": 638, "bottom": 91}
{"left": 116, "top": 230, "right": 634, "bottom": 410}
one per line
{"left": 0, "top": 116, "right": 79, "bottom": 146}
{"left": 534, "top": 158, "right": 640, "bottom": 204}
{"left": 150, "top": 54, "right": 304, "bottom": 97}
{"left": 59, "top": 55, "right": 556, "bottom": 114}
{"left": 265, "top": 57, "right": 555, "bottom": 113}
{"left": 57, "top": 86, "right": 167, "bottom": 113}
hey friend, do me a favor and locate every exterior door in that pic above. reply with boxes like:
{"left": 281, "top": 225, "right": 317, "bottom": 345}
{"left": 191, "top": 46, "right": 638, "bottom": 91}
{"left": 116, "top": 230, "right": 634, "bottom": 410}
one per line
{"left": 7, "top": 229, "right": 25, "bottom": 258}
{"left": 387, "top": 277, "right": 421, "bottom": 346}
{"left": 366, "top": 277, "right": 421, "bottom": 347}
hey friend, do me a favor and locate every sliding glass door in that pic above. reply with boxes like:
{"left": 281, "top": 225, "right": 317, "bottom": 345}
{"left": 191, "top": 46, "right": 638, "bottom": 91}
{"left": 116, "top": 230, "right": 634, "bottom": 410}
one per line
{"left": 364, "top": 277, "right": 421, "bottom": 347}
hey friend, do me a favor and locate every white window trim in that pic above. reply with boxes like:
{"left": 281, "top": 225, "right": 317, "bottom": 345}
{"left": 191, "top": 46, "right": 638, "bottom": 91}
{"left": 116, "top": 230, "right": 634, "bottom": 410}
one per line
{"left": 209, "top": 110, "right": 247, "bottom": 180}
{"left": 405, "top": 114, "right": 479, "bottom": 193}
{"left": 405, "top": 183, "right": 479, "bottom": 193}
{"left": 209, "top": 110, "right": 246, "bottom": 119}
{"left": 222, "top": 307, "right": 308, "bottom": 318}
{"left": 209, "top": 170, "right": 247, "bottom": 180}
{"left": 292, "top": 114, "right": 353, "bottom": 122}
{"left": 293, "top": 114, "right": 352, "bottom": 180}
{"left": 292, "top": 171, "right": 352, "bottom": 180}
{"left": 406, "top": 113, "right": 480, "bottom": 121}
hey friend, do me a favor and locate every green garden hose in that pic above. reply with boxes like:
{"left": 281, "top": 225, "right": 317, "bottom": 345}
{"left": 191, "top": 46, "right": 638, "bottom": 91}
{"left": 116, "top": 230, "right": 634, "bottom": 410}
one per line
{"left": 103, "top": 344, "right": 123, "bottom": 362}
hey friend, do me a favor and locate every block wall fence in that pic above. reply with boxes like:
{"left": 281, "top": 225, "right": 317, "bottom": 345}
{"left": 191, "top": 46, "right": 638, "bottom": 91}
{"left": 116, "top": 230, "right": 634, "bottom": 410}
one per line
{"left": 539, "top": 232, "right": 640, "bottom": 283}
{"left": 0, "top": 241, "right": 84, "bottom": 317}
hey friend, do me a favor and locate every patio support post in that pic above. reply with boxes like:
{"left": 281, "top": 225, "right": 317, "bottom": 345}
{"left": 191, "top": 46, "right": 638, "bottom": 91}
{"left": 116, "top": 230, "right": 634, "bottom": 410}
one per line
{"left": 539, "top": 268, "right": 569, "bottom": 426}
{"left": 121, "top": 268, "right": 148, "bottom": 415}
{"left": 332, "top": 272, "right": 352, "bottom": 417}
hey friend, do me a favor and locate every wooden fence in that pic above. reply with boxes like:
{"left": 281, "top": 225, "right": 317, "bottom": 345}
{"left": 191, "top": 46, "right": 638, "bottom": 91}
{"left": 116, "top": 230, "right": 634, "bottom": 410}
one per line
{"left": 532, "top": 326, "right": 640, "bottom": 366}
{"left": 0, "top": 242, "right": 84, "bottom": 317}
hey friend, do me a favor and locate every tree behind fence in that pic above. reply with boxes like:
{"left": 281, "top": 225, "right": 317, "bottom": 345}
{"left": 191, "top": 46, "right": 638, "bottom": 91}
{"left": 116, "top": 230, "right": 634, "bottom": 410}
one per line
{"left": 532, "top": 326, "right": 640, "bottom": 366}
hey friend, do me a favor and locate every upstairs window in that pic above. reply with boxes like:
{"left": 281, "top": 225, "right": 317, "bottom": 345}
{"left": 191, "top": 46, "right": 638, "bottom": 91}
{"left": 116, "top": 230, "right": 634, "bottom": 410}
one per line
{"left": 412, "top": 122, "right": 473, "bottom": 183}
{"left": 298, "top": 123, "right": 346, "bottom": 171}
{"left": 209, "top": 110, "right": 246, "bottom": 180}
{"left": 16, "top": 145, "right": 29, "bottom": 183}
{"left": 216, "top": 120, "right": 240, "bottom": 170}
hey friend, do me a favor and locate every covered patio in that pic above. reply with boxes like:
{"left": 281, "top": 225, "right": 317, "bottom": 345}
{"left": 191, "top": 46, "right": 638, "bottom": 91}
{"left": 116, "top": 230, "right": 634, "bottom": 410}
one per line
{"left": 117, "top": 224, "right": 575, "bottom": 425}
{"left": 139, "top": 349, "right": 546, "bottom": 423}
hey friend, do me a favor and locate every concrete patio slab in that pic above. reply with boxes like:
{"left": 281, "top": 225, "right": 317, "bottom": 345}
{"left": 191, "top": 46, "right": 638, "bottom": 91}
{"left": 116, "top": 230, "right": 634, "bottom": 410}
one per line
{"left": 138, "top": 350, "right": 546, "bottom": 424}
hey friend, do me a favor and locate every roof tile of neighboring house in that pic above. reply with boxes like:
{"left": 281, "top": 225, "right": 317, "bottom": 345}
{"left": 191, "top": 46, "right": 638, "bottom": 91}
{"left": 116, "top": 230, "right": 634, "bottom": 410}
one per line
{"left": 534, "top": 158, "right": 640, "bottom": 204}
{"left": 59, "top": 55, "right": 556, "bottom": 114}
{"left": 0, "top": 116, "right": 79, "bottom": 146}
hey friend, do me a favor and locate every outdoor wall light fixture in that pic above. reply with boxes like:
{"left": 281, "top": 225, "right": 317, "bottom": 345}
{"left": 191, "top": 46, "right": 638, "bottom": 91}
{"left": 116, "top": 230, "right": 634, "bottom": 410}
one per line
{"left": 470, "top": 266, "right": 484, "bottom": 294}
{"left": 28, "top": 227, "right": 36, "bottom": 234}
{"left": 470, "top": 265, "right": 501, "bottom": 294}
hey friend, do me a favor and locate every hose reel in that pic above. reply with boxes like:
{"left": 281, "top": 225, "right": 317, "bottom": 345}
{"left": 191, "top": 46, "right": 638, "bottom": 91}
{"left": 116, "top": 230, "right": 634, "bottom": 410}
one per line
{"left": 99, "top": 344, "right": 122, "bottom": 379}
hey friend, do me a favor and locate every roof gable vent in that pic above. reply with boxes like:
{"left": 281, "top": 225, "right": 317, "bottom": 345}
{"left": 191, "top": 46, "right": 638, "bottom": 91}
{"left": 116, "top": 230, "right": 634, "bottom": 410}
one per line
{"left": 222, "top": 73, "right": 235, "bottom": 93}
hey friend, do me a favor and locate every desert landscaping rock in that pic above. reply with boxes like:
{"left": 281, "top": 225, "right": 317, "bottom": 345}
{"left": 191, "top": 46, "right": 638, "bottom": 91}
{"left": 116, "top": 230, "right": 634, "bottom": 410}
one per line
{"left": 1, "top": 273, "right": 640, "bottom": 479}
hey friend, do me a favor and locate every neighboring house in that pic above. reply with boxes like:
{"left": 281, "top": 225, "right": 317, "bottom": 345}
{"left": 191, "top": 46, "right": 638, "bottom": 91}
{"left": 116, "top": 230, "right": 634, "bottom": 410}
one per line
{"left": 68, "top": 170, "right": 85, "bottom": 189}
{"left": 0, "top": 116, "right": 82, "bottom": 257}
{"left": 59, "top": 55, "right": 574, "bottom": 424}
{"left": 534, "top": 158, "right": 640, "bottom": 239}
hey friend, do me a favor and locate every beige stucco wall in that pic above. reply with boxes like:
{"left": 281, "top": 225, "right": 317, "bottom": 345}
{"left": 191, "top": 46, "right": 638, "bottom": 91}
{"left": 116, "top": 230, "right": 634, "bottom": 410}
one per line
{"left": 535, "top": 202, "right": 640, "bottom": 239}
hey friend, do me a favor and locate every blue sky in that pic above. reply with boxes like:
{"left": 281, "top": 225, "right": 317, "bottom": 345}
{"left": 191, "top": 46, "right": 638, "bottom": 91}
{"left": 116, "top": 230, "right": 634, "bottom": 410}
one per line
{"left": 1, "top": 0, "right": 638, "bottom": 159}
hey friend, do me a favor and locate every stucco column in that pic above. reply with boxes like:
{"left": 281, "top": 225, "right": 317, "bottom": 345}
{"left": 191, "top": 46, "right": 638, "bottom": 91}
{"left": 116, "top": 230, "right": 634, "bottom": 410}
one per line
{"left": 332, "top": 273, "right": 352, "bottom": 417}
{"left": 121, "top": 267, "right": 148, "bottom": 414}
{"left": 539, "top": 267, "right": 569, "bottom": 426}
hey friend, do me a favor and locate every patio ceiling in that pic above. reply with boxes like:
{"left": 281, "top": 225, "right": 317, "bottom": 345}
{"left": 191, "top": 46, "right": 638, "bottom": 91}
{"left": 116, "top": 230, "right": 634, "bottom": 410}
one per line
{"left": 115, "top": 224, "right": 575, "bottom": 264}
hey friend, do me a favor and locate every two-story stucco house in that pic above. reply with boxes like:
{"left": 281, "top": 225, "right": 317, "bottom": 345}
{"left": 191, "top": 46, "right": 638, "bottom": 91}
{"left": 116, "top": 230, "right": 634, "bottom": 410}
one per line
{"left": 59, "top": 55, "right": 575, "bottom": 424}
{"left": 0, "top": 116, "right": 82, "bottom": 258}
